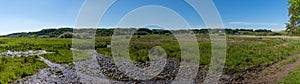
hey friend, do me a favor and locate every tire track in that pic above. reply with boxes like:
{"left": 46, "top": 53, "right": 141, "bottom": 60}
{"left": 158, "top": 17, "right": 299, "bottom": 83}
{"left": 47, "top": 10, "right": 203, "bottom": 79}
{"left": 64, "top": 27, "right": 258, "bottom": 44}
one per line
{"left": 243, "top": 51, "right": 300, "bottom": 84}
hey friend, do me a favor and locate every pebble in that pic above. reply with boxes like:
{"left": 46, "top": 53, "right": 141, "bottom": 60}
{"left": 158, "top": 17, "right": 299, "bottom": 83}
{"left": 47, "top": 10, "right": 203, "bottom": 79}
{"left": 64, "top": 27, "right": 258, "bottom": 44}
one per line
{"left": 16, "top": 50, "right": 231, "bottom": 84}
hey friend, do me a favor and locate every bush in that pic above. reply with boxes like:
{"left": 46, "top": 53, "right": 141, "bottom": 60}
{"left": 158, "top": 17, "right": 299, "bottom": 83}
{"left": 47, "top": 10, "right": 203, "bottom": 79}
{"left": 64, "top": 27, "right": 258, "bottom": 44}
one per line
{"left": 269, "top": 32, "right": 283, "bottom": 36}
{"left": 255, "top": 32, "right": 268, "bottom": 36}
{"left": 59, "top": 32, "right": 73, "bottom": 38}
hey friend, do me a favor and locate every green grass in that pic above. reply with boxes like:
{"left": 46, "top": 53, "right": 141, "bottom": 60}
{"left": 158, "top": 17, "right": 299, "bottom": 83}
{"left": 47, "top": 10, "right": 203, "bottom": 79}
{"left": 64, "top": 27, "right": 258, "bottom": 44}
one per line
{"left": 0, "top": 38, "right": 72, "bottom": 52}
{"left": 0, "top": 56, "right": 48, "bottom": 84}
{"left": 1, "top": 35, "right": 300, "bottom": 83}
{"left": 222, "top": 37, "right": 300, "bottom": 72}
{"left": 281, "top": 62, "right": 300, "bottom": 83}
{"left": 40, "top": 50, "right": 73, "bottom": 65}
{"left": 0, "top": 38, "right": 74, "bottom": 83}
{"left": 260, "top": 55, "right": 300, "bottom": 76}
{"left": 97, "top": 35, "right": 300, "bottom": 73}
{"left": 5, "top": 36, "right": 296, "bottom": 74}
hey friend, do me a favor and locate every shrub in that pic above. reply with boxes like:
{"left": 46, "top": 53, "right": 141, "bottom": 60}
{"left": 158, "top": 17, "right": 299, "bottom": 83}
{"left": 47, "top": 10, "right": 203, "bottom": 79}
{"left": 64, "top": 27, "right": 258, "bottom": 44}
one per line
{"left": 59, "top": 32, "right": 74, "bottom": 38}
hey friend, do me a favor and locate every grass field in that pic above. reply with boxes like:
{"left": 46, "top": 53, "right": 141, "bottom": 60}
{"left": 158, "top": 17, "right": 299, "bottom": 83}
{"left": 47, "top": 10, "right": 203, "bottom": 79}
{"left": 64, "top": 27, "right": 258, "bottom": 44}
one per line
{"left": 98, "top": 35, "right": 300, "bottom": 71}
{"left": 1, "top": 35, "right": 300, "bottom": 83}
{"left": 282, "top": 63, "right": 300, "bottom": 83}
{"left": 0, "top": 38, "right": 72, "bottom": 83}
{"left": 0, "top": 56, "right": 48, "bottom": 83}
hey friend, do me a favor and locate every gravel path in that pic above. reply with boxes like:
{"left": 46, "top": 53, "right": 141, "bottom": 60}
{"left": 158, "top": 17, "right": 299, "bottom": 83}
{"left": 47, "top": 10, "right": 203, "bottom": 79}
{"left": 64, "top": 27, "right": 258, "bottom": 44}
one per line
{"left": 17, "top": 50, "right": 119, "bottom": 84}
{"left": 17, "top": 56, "right": 79, "bottom": 84}
{"left": 16, "top": 50, "right": 229, "bottom": 84}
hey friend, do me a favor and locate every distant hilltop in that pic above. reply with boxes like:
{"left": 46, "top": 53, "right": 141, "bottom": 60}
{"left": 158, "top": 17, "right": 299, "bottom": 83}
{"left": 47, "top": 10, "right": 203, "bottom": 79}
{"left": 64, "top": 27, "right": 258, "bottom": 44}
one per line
{"left": 1, "top": 28, "right": 287, "bottom": 38}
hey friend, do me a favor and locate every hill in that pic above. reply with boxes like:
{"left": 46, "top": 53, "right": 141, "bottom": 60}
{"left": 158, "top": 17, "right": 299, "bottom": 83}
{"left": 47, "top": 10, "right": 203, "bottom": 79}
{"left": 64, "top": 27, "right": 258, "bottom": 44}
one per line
{"left": 1, "top": 28, "right": 283, "bottom": 38}
{"left": 3, "top": 28, "right": 73, "bottom": 38}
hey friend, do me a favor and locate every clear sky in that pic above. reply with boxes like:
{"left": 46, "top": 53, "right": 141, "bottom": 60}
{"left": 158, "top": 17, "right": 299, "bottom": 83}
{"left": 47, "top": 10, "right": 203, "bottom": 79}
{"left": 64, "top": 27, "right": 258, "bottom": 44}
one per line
{"left": 0, "top": 0, "right": 289, "bottom": 35}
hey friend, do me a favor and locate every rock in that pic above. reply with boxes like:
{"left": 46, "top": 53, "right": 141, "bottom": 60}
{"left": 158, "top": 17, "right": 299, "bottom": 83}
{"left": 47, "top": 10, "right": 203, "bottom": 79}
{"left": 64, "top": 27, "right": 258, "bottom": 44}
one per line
{"left": 17, "top": 50, "right": 220, "bottom": 84}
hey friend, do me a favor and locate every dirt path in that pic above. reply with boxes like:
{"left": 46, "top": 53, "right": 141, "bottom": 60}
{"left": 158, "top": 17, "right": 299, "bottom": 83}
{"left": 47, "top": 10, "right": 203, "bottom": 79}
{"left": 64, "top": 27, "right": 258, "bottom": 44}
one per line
{"left": 243, "top": 51, "right": 300, "bottom": 83}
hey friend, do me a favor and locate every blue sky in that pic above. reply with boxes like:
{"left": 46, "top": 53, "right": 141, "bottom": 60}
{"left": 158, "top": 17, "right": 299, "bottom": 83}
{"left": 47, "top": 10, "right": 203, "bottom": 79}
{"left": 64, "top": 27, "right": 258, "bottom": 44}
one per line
{"left": 0, "top": 0, "right": 289, "bottom": 35}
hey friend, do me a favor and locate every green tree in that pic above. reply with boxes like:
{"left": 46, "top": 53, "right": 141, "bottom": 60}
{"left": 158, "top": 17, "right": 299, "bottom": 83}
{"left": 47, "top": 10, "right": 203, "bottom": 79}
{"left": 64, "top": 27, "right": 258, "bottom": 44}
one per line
{"left": 286, "top": 0, "right": 300, "bottom": 35}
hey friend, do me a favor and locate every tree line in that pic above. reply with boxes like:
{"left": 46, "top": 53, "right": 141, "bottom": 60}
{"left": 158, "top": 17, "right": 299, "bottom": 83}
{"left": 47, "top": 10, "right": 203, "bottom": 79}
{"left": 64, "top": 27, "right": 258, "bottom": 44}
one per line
{"left": 2, "top": 28, "right": 276, "bottom": 38}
